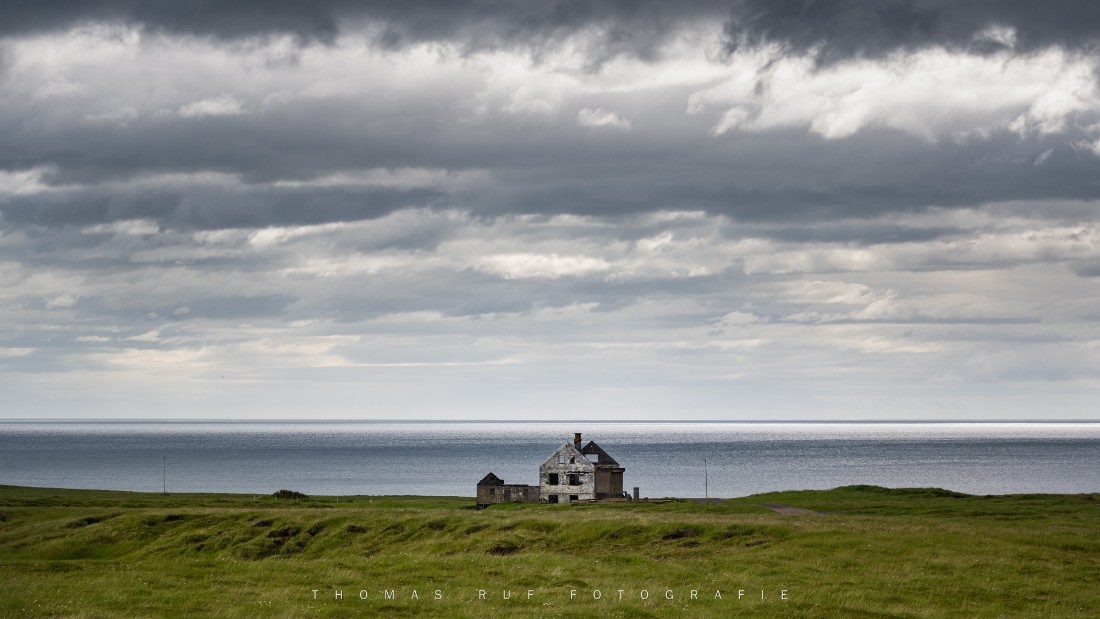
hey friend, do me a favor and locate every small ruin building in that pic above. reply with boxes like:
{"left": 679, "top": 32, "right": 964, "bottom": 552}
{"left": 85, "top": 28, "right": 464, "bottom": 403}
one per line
{"left": 476, "top": 472, "right": 539, "bottom": 509}
{"left": 476, "top": 432, "right": 626, "bottom": 507}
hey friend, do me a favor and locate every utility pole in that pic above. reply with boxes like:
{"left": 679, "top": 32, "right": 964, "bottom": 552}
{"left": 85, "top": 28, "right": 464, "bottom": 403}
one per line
{"left": 704, "top": 458, "right": 708, "bottom": 499}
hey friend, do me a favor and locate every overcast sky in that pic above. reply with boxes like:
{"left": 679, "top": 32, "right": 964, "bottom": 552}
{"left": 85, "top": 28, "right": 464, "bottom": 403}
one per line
{"left": 2, "top": 1, "right": 1099, "bottom": 420}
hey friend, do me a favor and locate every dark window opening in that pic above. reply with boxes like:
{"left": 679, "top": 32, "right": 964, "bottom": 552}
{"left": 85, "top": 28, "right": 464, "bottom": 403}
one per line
{"left": 569, "top": 495, "right": 579, "bottom": 502}
{"left": 548, "top": 494, "right": 559, "bottom": 504}
{"left": 569, "top": 456, "right": 575, "bottom": 464}
{"left": 568, "top": 473, "right": 580, "bottom": 486}
{"left": 548, "top": 473, "right": 559, "bottom": 485}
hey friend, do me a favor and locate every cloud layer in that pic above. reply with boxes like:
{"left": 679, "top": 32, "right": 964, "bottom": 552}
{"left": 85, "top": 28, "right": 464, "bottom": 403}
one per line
{"left": 1, "top": 4, "right": 1098, "bottom": 419}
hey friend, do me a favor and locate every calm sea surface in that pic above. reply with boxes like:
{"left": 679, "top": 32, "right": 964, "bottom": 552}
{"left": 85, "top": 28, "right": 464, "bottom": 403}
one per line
{"left": 1, "top": 421, "right": 1098, "bottom": 498}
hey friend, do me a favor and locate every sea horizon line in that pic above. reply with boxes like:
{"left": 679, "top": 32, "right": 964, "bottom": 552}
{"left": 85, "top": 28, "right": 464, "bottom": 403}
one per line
{"left": 1, "top": 418, "right": 1098, "bottom": 424}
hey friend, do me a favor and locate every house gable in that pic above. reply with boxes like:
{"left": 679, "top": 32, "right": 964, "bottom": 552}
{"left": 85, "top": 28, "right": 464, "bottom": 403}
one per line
{"left": 539, "top": 443, "right": 595, "bottom": 471}
{"left": 539, "top": 442, "right": 596, "bottom": 502}
{"left": 477, "top": 472, "right": 504, "bottom": 486}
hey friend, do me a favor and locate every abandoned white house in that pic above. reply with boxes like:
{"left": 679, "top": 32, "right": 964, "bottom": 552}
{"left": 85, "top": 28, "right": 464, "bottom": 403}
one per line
{"left": 476, "top": 432, "right": 626, "bottom": 508}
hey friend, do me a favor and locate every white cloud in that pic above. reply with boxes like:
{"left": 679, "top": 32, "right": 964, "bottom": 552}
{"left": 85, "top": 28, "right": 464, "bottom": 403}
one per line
{"left": 6, "top": 21, "right": 1095, "bottom": 153}
{"left": 1076, "top": 137, "right": 1100, "bottom": 157}
{"left": 711, "top": 106, "right": 752, "bottom": 136}
{"left": 176, "top": 94, "right": 246, "bottom": 118}
{"left": 477, "top": 253, "right": 611, "bottom": 279}
{"left": 127, "top": 330, "right": 161, "bottom": 342}
{"left": 777, "top": 280, "right": 880, "bottom": 305}
{"left": 0, "top": 167, "right": 53, "bottom": 195}
{"left": 691, "top": 46, "right": 1100, "bottom": 141}
{"left": 577, "top": 106, "right": 631, "bottom": 130}
{"left": 46, "top": 294, "right": 78, "bottom": 309}
{"left": 82, "top": 219, "right": 160, "bottom": 235}
{"left": 86, "top": 106, "right": 138, "bottom": 124}
{"left": 248, "top": 222, "right": 347, "bottom": 249}
{"left": 717, "top": 311, "right": 762, "bottom": 327}
{"left": 974, "top": 25, "right": 1018, "bottom": 49}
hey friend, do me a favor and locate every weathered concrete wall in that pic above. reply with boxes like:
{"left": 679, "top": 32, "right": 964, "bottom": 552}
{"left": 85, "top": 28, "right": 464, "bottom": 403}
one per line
{"left": 477, "top": 482, "right": 538, "bottom": 508}
{"left": 503, "top": 484, "right": 539, "bottom": 502}
{"left": 476, "top": 485, "right": 495, "bottom": 507}
{"left": 539, "top": 442, "right": 596, "bottom": 503}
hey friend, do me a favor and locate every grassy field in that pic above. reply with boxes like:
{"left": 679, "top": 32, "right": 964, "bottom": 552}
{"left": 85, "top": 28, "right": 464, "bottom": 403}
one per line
{"left": 0, "top": 484, "right": 1097, "bottom": 618}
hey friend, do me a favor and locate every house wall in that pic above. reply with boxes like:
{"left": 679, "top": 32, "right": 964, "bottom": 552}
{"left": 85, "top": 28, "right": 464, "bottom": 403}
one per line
{"left": 503, "top": 484, "right": 540, "bottom": 502}
{"left": 476, "top": 484, "right": 497, "bottom": 507}
{"left": 539, "top": 443, "right": 596, "bottom": 503}
{"left": 477, "top": 483, "right": 538, "bottom": 508}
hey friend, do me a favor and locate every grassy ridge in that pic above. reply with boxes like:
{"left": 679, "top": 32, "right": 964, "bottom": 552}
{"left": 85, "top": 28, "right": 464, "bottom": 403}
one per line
{"left": 0, "top": 485, "right": 1097, "bottom": 618}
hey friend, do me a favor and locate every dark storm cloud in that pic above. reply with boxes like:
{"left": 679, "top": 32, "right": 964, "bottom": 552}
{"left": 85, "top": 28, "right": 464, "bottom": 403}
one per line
{"left": 474, "top": 129, "right": 1100, "bottom": 223}
{"left": 8, "top": 1, "right": 1099, "bottom": 60}
{"left": 723, "top": 0, "right": 1100, "bottom": 62}
{"left": 1, "top": 0, "right": 341, "bottom": 41}
{"left": 4, "top": 127, "right": 1097, "bottom": 231}
{"left": 1, "top": 0, "right": 722, "bottom": 58}
{"left": 758, "top": 223, "right": 965, "bottom": 245}
{"left": 1, "top": 185, "right": 442, "bottom": 230}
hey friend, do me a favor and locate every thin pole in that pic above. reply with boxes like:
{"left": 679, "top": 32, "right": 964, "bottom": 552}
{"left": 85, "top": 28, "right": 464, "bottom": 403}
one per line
{"left": 162, "top": 456, "right": 166, "bottom": 494}
{"left": 704, "top": 458, "right": 708, "bottom": 499}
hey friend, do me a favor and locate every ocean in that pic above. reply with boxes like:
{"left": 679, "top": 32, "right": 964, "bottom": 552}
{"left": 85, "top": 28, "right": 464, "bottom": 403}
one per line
{"left": 1, "top": 421, "right": 1098, "bottom": 498}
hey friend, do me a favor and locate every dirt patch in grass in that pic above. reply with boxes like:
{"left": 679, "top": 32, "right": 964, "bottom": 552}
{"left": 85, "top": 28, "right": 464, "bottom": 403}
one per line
{"left": 64, "top": 515, "right": 112, "bottom": 528}
{"left": 662, "top": 527, "right": 700, "bottom": 540}
{"left": 486, "top": 540, "right": 522, "bottom": 555}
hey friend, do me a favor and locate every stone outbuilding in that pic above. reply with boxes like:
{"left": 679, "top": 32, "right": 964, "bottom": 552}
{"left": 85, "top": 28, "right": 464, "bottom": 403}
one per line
{"left": 476, "top": 472, "right": 539, "bottom": 509}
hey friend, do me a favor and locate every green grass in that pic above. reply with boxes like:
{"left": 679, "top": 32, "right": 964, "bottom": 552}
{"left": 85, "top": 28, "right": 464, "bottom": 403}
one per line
{"left": 1, "top": 485, "right": 1097, "bottom": 618}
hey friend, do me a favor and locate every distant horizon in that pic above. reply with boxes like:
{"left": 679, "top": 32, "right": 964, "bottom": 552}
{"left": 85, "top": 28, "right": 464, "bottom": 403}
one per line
{"left": 3, "top": 418, "right": 1098, "bottom": 424}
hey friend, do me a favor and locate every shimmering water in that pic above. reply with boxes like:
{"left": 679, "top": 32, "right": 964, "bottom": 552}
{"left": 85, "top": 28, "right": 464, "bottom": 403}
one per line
{"left": 1, "top": 421, "right": 1097, "bottom": 497}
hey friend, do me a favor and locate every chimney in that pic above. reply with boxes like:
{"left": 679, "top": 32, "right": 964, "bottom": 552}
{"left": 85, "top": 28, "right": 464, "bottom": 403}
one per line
{"left": 573, "top": 432, "right": 582, "bottom": 448}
